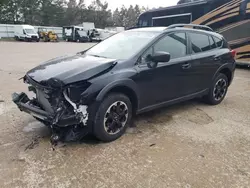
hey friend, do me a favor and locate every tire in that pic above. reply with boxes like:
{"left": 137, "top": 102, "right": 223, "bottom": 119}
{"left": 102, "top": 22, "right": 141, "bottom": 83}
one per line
{"left": 45, "top": 36, "right": 49, "bottom": 42}
{"left": 204, "top": 73, "right": 229, "bottom": 105}
{"left": 14, "top": 36, "right": 19, "bottom": 41}
{"left": 91, "top": 93, "right": 132, "bottom": 142}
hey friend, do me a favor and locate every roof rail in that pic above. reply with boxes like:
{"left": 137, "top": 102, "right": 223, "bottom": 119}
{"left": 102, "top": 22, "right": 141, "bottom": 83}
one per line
{"left": 167, "top": 24, "right": 213, "bottom": 32}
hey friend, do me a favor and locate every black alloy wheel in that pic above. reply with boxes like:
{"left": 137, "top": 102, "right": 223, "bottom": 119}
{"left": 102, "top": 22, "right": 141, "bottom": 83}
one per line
{"left": 213, "top": 78, "right": 227, "bottom": 101}
{"left": 103, "top": 101, "right": 129, "bottom": 135}
{"left": 91, "top": 93, "right": 132, "bottom": 142}
{"left": 204, "top": 73, "right": 229, "bottom": 105}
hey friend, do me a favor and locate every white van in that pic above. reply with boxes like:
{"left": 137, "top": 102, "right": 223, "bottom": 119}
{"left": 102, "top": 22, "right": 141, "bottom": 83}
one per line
{"left": 14, "top": 25, "right": 39, "bottom": 42}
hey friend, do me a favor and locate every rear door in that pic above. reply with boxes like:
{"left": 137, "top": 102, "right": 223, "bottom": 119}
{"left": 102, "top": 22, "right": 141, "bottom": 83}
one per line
{"left": 185, "top": 32, "right": 219, "bottom": 94}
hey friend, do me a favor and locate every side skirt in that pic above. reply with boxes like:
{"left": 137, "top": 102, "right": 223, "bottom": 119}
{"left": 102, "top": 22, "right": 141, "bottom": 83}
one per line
{"left": 137, "top": 89, "right": 209, "bottom": 114}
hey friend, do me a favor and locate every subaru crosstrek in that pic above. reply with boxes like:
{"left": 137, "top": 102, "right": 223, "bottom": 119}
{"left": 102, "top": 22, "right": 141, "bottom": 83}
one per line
{"left": 12, "top": 24, "right": 236, "bottom": 143}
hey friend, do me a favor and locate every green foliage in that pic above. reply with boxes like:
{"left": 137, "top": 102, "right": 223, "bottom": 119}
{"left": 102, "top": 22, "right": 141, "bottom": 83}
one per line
{"left": 0, "top": 0, "right": 147, "bottom": 28}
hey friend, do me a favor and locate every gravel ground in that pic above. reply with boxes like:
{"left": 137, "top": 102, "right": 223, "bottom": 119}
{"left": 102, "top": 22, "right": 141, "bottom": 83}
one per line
{"left": 0, "top": 41, "right": 250, "bottom": 188}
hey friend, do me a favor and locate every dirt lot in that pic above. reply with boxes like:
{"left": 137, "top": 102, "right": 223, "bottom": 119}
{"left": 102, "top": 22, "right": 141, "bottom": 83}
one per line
{"left": 0, "top": 41, "right": 250, "bottom": 188}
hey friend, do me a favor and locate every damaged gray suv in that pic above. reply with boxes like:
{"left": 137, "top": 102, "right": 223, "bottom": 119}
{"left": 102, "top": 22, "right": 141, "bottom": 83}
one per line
{"left": 12, "top": 24, "right": 236, "bottom": 143}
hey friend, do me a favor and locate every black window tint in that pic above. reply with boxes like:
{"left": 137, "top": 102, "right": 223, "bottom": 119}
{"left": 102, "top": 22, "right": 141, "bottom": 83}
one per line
{"left": 189, "top": 33, "right": 210, "bottom": 53}
{"left": 213, "top": 36, "right": 223, "bottom": 48}
{"left": 154, "top": 33, "right": 187, "bottom": 59}
{"left": 209, "top": 36, "right": 217, "bottom": 49}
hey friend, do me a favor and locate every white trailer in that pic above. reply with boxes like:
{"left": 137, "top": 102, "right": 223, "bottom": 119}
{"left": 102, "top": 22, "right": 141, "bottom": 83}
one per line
{"left": 14, "top": 25, "right": 39, "bottom": 42}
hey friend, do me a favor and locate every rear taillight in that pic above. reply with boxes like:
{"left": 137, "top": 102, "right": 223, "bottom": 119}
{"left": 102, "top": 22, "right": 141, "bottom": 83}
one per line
{"left": 231, "top": 50, "right": 237, "bottom": 59}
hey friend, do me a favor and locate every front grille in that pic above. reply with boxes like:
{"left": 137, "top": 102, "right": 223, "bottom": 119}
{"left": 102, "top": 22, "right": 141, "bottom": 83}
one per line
{"left": 32, "top": 36, "right": 38, "bottom": 39}
{"left": 26, "top": 75, "right": 64, "bottom": 113}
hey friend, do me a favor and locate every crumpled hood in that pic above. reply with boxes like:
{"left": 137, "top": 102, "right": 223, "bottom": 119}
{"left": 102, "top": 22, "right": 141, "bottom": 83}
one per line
{"left": 27, "top": 54, "right": 116, "bottom": 84}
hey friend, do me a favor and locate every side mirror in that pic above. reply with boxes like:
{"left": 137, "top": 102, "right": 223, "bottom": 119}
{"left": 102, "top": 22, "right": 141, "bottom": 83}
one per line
{"left": 23, "top": 30, "right": 26, "bottom": 35}
{"left": 150, "top": 51, "right": 171, "bottom": 63}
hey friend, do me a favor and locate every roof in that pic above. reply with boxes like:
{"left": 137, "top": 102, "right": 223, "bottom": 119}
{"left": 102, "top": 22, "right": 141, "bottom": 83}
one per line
{"left": 128, "top": 26, "right": 223, "bottom": 39}
{"left": 142, "top": 0, "right": 208, "bottom": 14}
{"left": 127, "top": 27, "right": 167, "bottom": 32}
{"left": 63, "top": 26, "right": 84, "bottom": 29}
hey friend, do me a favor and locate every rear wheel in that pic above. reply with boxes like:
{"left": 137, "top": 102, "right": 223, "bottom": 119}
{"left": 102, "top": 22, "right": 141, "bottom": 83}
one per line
{"left": 44, "top": 36, "right": 49, "bottom": 42}
{"left": 92, "top": 93, "right": 132, "bottom": 142}
{"left": 204, "top": 73, "right": 228, "bottom": 105}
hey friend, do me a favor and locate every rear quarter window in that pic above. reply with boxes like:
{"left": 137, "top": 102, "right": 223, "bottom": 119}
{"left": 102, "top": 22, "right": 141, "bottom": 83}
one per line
{"left": 213, "top": 36, "right": 223, "bottom": 48}
{"left": 209, "top": 36, "right": 217, "bottom": 49}
{"left": 189, "top": 33, "right": 211, "bottom": 53}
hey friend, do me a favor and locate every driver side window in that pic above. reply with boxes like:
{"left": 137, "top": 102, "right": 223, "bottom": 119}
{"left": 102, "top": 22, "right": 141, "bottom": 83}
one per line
{"left": 141, "top": 32, "right": 187, "bottom": 64}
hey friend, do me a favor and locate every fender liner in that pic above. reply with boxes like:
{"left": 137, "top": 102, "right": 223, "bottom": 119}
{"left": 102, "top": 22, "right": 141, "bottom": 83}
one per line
{"left": 212, "top": 64, "right": 233, "bottom": 84}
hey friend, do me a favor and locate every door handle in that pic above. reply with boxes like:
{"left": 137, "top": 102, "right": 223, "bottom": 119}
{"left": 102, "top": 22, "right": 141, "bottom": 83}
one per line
{"left": 214, "top": 57, "right": 221, "bottom": 61}
{"left": 182, "top": 63, "right": 191, "bottom": 69}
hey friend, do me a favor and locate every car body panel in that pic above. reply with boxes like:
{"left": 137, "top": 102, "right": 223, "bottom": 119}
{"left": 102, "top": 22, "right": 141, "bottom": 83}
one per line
{"left": 135, "top": 55, "right": 194, "bottom": 108}
{"left": 27, "top": 54, "right": 117, "bottom": 84}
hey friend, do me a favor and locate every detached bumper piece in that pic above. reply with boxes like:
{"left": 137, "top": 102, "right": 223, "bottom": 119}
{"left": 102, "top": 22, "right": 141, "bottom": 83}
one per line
{"left": 12, "top": 92, "right": 82, "bottom": 127}
{"left": 12, "top": 92, "right": 89, "bottom": 144}
{"left": 12, "top": 92, "right": 51, "bottom": 120}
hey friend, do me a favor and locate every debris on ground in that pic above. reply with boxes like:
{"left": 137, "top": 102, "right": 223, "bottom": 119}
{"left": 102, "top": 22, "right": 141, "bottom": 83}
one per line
{"left": 24, "top": 138, "right": 39, "bottom": 151}
{"left": 12, "top": 158, "right": 26, "bottom": 163}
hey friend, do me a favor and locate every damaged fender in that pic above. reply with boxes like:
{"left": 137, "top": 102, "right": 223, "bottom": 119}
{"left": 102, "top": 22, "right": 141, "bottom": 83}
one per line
{"left": 63, "top": 90, "right": 89, "bottom": 126}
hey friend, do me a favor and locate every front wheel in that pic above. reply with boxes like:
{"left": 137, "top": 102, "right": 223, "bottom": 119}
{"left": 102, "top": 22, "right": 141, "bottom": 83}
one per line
{"left": 91, "top": 93, "right": 132, "bottom": 142}
{"left": 204, "top": 73, "right": 229, "bottom": 105}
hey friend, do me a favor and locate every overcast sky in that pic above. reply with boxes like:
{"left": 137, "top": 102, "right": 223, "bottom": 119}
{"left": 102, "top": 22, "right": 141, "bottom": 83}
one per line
{"left": 85, "top": 0, "right": 179, "bottom": 10}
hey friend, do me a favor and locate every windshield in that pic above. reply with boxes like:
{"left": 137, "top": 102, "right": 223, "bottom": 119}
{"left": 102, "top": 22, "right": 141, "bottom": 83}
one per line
{"left": 77, "top": 30, "right": 87, "bottom": 37}
{"left": 25, "top": 29, "right": 36, "bottom": 34}
{"left": 85, "top": 31, "right": 158, "bottom": 59}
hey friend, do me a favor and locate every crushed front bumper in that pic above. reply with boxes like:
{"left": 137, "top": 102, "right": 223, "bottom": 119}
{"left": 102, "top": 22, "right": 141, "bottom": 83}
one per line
{"left": 12, "top": 92, "right": 84, "bottom": 127}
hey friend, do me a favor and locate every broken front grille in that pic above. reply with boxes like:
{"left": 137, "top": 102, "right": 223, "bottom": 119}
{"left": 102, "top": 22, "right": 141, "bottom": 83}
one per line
{"left": 36, "top": 89, "right": 54, "bottom": 113}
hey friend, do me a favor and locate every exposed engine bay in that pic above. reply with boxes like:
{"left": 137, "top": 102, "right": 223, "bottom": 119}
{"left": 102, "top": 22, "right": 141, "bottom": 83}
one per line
{"left": 12, "top": 75, "right": 90, "bottom": 145}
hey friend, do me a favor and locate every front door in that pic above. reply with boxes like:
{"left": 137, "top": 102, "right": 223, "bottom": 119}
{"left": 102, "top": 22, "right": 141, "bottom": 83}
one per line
{"left": 135, "top": 32, "right": 193, "bottom": 109}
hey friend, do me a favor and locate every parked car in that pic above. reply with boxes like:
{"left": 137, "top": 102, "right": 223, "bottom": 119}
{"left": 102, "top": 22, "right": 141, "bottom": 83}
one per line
{"left": 63, "top": 26, "right": 90, "bottom": 42}
{"left": 14, "top": 25, "right": 39, "bottom": 42}
{"left": 12, "top": 24, "right": 236, "bottom": 144}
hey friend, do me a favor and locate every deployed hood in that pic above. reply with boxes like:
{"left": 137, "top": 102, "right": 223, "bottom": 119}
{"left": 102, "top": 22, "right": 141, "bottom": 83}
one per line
{"left": 27, "top": 54, "right": 117, "bottom": 85}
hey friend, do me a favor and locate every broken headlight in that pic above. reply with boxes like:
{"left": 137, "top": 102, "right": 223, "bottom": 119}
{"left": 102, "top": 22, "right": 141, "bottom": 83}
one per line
{"left": 47, "top": 78, "right": 64, "bottom": 88}
{"left": 67, "top": 82, "right": 91, "bottom": 102}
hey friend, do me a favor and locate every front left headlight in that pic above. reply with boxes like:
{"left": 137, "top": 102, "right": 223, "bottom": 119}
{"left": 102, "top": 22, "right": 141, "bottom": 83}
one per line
{"left": 67, "top": 81, "right": 91, "bottom": 102}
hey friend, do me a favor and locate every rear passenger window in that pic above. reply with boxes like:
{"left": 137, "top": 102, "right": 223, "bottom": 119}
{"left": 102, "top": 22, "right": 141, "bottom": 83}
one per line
{"left": 209, "top": 36, "right": 217, "bottom": 49}
{"left": 189, "top": 33, "right": 210, "bottom": 53}
{"left": 213, "top": 36, "right": 223, "bottom": 47}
